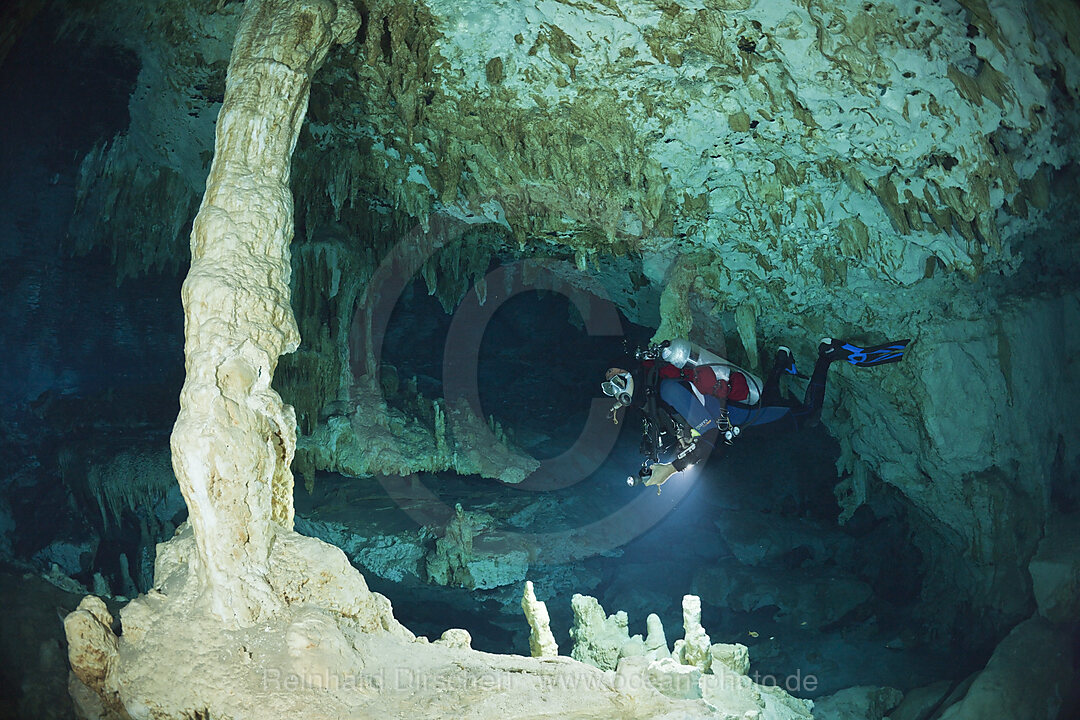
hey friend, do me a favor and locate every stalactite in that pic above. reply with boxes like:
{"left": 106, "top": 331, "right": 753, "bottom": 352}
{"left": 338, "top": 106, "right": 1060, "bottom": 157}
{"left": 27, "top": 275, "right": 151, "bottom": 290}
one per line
{"left": 652, "top": 255, "right": 699, "bottom": 344}
{"left": 69, "top": 136, "right": 198, "bottom": 282}
{"left": 433, "top": 399, "right": 448, "bottom": 460}
{"left": 733, "top": 304, "right": 759, "bottom": 372}
{"left": 86, "top": 448, "right": 175, "bottom": 531}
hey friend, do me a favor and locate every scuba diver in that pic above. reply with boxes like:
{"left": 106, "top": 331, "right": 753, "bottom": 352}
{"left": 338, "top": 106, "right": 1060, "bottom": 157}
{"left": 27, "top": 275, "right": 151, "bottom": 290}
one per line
{"left": 601, "top": 337, "right": 909, "bottom": 492}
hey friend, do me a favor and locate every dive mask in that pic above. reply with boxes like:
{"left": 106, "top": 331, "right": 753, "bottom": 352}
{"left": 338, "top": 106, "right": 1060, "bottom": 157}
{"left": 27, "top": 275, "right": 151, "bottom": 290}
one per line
{"left": 601, "top": 371, "right": 634, "bottom": 406}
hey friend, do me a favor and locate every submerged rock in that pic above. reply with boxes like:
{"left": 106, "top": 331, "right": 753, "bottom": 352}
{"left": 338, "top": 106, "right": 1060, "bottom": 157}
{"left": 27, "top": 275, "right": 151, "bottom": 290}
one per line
{"left": 425, "top": 504, "right": 530, "bottom": 590}
{"left": 811, "top": 685, "right": 902, "bottom": 720}
{"left": 568, "top": 593, "right": 644, "bottom": 671}
{"left": 886, "top": 681, "right": 953, "bottom": 720}
{"left": 673, "top": 594, "right": 712, "bottom": 672}
{"left": 935, "top": 616, "right": 1073, "bottom": 720}
{"left": 69, "top": 525, "right": 821, "bottom": 720}
{"left": 521, "top": 580, "right": 559, "bottom": 658}
{"left": 644, "top": 612, "right": 670, "bottom": 661}
{"left": 709, "top": 643, "right": 751, "bottom": 676}
{"left": 646, "top": 657, "right": 703, "bottom": 700}
{"left": 715, "top": 510, "right": 854, "bottom": 568}
{"left": 694, "top": 562, "right": 873, "bottom": 628}
{"left": 1028, "top": 511, "right": 1080, "bottom": 624}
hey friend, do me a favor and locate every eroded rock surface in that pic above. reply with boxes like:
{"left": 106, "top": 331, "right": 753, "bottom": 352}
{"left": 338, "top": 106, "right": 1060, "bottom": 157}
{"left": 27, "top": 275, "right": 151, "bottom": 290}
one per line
{"left": 1028, "top": 511, "right": 1080, "bottom": 624}
{"left": 60, "top": 0, "right": 1080, "bottom": 639}
{"left": 67, "top": 525, "right": 821, "bottom": 719}
{"left": 936, "top": 616, "right": 1074, "bottom": 720}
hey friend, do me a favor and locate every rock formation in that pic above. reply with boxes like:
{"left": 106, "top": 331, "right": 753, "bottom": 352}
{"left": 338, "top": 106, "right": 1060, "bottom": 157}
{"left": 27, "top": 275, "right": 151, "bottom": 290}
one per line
{"left": 18, "top": 0, "right": 1074, "bottom": 714}
{"left": 1028, "top": 510, "right": 1080, "bottom": 624}
{"left": 56, "top": 0, "right": 1080, "bottom": 642}
{"left": 562, "top": 591, "right": 784, "bottom": 710}
{"left": 936, "top": 616, "right": 1074, "bottom": 720}
{"left": 521, "top": 580, "right": 559, "bottom": 658}
{"left": 165, "top": 0, "right": 360, "bottom": 624}
{"left": 60, "top": 1, "right": 834, "bottom": 717}
{"left": 568, "top": 593, "right": 646, "bottom": 670}
{"left": 811, "top": 685, "right": 903, "bottom": 720}
{"left": 424, "top": 504, "right": 531, "bottom": 590}
{"left": 673, "top": 594, "right": 713, "bottom": 672}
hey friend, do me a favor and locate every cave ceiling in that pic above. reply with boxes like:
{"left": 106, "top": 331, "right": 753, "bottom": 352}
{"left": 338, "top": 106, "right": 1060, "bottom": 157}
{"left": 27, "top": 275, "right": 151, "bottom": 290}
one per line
{"left": 66, "top": 0, "right": 1080, "bottom": 337}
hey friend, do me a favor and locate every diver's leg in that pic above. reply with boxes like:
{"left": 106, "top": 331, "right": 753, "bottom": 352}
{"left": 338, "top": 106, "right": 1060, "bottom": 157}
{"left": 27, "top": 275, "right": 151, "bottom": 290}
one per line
{"left": 788, "top": 344, "right": 835, "bottom": 427}
{"left": 801, "top": 354, "right": 831, "bottom": 411}
{"left": 761, "top": 348, "right": 790, "bottom": 405}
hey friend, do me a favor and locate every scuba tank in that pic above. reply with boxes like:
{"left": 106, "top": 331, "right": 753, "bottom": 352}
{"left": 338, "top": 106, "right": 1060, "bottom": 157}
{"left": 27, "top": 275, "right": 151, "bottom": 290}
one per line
{"left": 660, "top": 339, "right": 763, "bottom": 405}
{"left": 661, "top": 339, "right": 730, "bottom": 378}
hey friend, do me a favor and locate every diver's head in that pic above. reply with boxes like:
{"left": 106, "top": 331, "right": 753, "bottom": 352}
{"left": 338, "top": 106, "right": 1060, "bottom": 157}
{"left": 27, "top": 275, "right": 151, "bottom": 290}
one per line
{"left": 602, "top": 368, "right": 634, "bottom": 424}
{"left": 602, "top": 368, "right": 634, "bottom": 407}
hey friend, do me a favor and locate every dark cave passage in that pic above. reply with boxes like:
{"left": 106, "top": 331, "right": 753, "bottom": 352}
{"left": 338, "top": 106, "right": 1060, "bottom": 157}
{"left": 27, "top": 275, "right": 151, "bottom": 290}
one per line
{"left": 0, "top": 7, "right": 186, "bottom": 597}
{"left": 380, "top": 274, "right": 650, "bottom": 460}
{"left": 300, "top": 268, "right": 961, "bottom": 697}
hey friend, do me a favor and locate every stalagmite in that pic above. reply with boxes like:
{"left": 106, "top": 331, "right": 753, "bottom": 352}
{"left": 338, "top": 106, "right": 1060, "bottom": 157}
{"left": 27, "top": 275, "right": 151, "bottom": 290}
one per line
{"left": 63, "top": 597, "right": 124, "bottom": 718}
{"left": 168, "top": 0, "right": 359, "bottom": 624}
{"left": 568, "top": 594, "right": 646, "bottom": 670}
{"left": 521, "top": 580, "right": 559, "bottom": 658}
{"left": 673, "top": 594, "right": 712, "bottom": 672}
{"left": 644, "top": 612, "right": 670, "bottom": 660}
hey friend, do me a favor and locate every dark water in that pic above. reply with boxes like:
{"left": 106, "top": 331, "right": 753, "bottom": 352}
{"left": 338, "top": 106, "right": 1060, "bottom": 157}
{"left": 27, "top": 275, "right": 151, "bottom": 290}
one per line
{"left": 374, "top": 277, "right": 955, "bottom": 696}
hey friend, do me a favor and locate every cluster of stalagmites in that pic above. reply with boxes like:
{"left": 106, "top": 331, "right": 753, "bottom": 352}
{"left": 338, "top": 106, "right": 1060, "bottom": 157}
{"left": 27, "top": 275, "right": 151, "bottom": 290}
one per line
{"left": 518, "top": 568, "right": 1079, "bottom": 720}
{"left": 521, "top": 584, "right": 817, "bottom": 715}
{"left": 57, "top": 497, "right": 1080, "bottom": 719}
{"left": 277, "top": 226, "right": 541, "bottom": 492}
{"left": 294, "top": 381, "right": 538, "bottom": 489}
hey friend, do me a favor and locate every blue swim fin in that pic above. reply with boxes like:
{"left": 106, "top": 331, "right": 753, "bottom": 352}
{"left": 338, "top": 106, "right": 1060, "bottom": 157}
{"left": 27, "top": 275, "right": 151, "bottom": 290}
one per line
{"left": 824, "top": 339, "right": 910, "bottom": 366}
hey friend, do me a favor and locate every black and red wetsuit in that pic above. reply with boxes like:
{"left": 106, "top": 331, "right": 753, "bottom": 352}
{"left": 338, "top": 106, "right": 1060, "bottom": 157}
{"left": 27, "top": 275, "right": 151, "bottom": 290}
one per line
{"left": 640, "top": 359, "right": 752, "bottom": 404}
{"left": 636, "top": 359, "right": 749, "bottom": 472}
{"left": 634, "top": 350, "right": 831, "bottom": 474}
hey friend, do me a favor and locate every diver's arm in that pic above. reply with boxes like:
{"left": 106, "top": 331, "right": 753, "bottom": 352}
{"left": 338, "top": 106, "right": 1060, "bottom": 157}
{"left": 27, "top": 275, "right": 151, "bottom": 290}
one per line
{"left": 672, "top": 430, "right": 716, "bottom": 471}
{"left": 640, "top": 430, "right": 717, "bottom": 490}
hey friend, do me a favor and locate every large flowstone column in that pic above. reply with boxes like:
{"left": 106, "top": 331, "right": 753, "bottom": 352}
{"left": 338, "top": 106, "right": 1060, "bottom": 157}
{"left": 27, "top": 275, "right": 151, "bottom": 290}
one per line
{"left": 170, "top": 0, "right": 359, "bottom": 624}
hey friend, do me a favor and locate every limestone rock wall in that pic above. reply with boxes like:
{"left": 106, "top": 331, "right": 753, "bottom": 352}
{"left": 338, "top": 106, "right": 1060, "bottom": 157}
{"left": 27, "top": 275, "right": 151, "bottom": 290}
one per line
{"left": 65, "top": 0, "right": 238, "bottom": 280}
{"left": 325, "top": 0, "right": 1079, "bottom": 281}
{"left": 832, "top": 291, "right": 1080, "bottom": 630}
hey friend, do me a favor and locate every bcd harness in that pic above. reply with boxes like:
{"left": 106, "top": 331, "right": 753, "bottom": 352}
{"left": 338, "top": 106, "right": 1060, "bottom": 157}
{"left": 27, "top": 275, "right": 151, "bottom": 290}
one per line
{"left": 640, "top": 363, "right": 698, "bottom": 469}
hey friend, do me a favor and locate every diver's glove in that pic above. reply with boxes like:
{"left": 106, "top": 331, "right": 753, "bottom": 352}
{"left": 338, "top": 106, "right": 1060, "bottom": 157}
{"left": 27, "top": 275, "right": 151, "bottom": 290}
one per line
{"left": 642, "top": 462, "right": 677, "bottom": 494}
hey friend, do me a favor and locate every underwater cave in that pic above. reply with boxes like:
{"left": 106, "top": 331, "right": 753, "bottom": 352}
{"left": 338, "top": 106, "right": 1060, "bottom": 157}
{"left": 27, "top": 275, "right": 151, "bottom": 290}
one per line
{"left": 2, "top": 0, "right": 1080, "bottom": 718}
